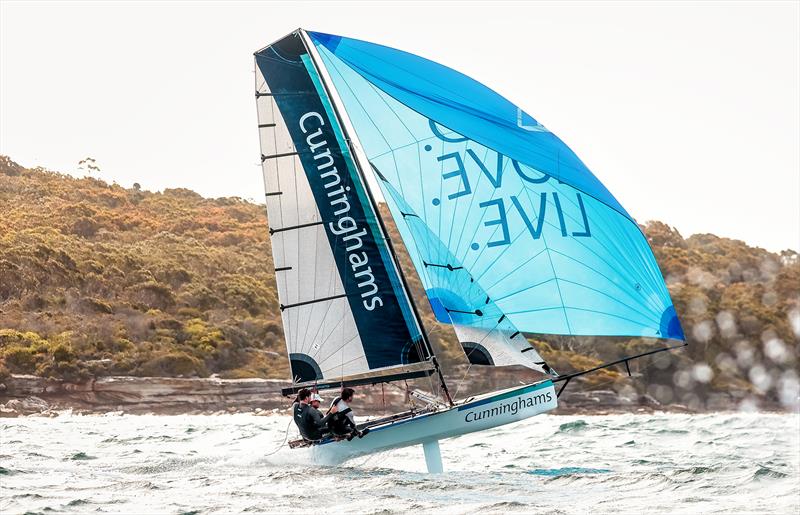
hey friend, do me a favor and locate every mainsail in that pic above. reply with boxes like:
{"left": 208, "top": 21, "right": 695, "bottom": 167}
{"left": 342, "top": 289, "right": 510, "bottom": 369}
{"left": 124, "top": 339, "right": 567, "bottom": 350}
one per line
{"left": 302, "top": 31, "right": 684, "bottom": 371}
{"left": 254, "top": 33, "right": 435, "bottom": 388}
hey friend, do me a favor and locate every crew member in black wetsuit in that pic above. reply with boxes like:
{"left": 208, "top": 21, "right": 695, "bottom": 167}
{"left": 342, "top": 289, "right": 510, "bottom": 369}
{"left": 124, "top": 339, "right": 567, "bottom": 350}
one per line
{"left": 327, "top": 387, "right": 369, "bottom": 441}
{"left": 295, "top": 392, "right": 337, "bottom": 442}
{"left": 292, "top": 388, "right": 312, "bottom": 438}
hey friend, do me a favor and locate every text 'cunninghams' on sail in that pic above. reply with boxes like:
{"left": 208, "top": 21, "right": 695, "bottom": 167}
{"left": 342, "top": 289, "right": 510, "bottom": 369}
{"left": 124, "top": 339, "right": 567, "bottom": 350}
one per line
{"left": 300, "top": 111, "right": 383, "bottom": 311}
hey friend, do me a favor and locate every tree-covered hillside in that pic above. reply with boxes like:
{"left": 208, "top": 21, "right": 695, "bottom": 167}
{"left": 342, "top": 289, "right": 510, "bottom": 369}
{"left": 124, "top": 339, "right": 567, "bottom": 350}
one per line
{"left": 0, "top": 156, "right": 797, "bottom": 410}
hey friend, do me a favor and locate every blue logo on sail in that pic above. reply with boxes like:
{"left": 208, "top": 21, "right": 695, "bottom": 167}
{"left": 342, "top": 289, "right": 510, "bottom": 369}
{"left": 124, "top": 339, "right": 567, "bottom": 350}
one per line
{"left": 427, "top": 119, "right": 592, "bottom": 251}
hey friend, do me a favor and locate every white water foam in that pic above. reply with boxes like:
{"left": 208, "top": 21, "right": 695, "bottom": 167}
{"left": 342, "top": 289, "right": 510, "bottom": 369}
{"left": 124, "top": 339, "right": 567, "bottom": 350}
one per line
{"left": 1, "top": 412, "right": 798, "bottom": 514}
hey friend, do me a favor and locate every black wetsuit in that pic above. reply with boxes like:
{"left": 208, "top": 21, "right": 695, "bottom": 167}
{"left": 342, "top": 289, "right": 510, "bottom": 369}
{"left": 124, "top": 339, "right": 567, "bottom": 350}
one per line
{"left": 292, "top": 402, "right": 304, "bottom": 436}
{"left": 327, "top": 397, "right": 358, "bottom": 437}
{"left": 293, "top": 402, "right": 333, "bottom": 441}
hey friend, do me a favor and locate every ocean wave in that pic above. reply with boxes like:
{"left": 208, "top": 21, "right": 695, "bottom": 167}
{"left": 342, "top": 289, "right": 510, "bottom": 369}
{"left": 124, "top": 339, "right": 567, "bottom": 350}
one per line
{"left": 1, "top": 412, "right": 797, "bottom": 514}
{"left": 557, "top": 420, "right": 588, "bottom": 432}
{"left": 753, "top": 466, "right": 789, "bottom": 480}
{"left": 528, "top": 467, "right": 612, "bottom": 477}
{"left": 67, "top": 452, "right": 96, "bottom": 461}
{"left": 654, "top": 428, "right": 690, "bottom": 434}
{"left": 672, "top": 465, "right": 720, "bottom": 475}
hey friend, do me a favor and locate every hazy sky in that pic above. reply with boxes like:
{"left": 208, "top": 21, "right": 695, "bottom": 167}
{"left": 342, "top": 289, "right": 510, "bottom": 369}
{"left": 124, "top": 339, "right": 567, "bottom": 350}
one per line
{"left": 2, "top": 1, "right": 798, "bottom": 252}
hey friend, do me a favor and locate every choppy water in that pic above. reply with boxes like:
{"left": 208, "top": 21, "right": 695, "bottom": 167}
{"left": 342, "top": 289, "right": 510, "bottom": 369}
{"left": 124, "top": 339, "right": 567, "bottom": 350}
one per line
{"left": 1, "top": 412, "right": 798, "bottom": 514}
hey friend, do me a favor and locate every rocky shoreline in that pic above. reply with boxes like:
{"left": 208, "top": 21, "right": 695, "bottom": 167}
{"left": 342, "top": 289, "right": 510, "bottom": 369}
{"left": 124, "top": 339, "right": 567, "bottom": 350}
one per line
{"left": 0, "top": 373, "right": 723, "bottom": 418}
{"left": 0, "top": 375, "right": 290, "bottom": 417}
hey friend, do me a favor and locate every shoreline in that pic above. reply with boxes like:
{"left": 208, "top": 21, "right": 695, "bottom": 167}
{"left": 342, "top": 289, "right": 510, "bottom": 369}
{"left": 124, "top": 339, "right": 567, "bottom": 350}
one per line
{"left": 0, "top": 374, "right": 790, "bottom": 418}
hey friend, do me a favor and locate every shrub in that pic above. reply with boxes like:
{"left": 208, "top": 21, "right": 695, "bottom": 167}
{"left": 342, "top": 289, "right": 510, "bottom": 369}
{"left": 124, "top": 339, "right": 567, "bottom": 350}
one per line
{"left": 52, "top": 343, "right": 76, "bottom": 362}
{"left": 82, "top": 297, "right": 114, "bottom": 314}
{"left": 131, "top": 281, "right": 175, "bottom": 310}
{"left": 70, "top": 217, "right": 100, "bottom": 238}
{"left": 139, "top": 351, "right": 207, "bottom": 377}
{"left": 2, "top": 346, "right": 38, "bottom": 374}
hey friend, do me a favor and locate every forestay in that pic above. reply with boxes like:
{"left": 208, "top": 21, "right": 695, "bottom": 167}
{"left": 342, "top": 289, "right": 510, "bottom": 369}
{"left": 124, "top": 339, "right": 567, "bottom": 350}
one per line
{"left": 307, "top": 31, "right": 684, "bottom": 370}
{"left": 254, "top": 33, "right": 433, "bottom": 386}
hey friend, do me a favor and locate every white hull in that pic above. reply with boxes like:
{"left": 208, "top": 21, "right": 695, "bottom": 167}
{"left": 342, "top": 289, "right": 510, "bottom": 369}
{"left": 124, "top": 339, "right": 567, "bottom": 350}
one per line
{"left": 308, "top": 380, "right": 557, "bottom": 471}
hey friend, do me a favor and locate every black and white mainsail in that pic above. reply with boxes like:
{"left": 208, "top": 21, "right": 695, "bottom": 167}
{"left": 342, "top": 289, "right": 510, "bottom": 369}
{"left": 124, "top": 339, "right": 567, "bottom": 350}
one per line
{"left": 254, "top": 33, "right": 437, "bottom": 391}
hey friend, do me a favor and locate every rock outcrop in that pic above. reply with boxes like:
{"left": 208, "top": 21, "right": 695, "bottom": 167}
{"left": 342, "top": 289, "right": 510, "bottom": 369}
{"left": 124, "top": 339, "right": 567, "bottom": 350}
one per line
{"left": 0, "top": 373, "right": 685, "bottom": 417}
{"left": 0, "top": 375, "right": 289, "bottom": 416}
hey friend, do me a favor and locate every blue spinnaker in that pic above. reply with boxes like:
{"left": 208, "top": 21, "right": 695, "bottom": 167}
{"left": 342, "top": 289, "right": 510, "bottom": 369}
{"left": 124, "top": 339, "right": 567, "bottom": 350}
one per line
{"left": 309, "top": 31, "right": 631, "bottom": 222}
{"left": 309, "top": 31, "right": 684, "bottom": 347}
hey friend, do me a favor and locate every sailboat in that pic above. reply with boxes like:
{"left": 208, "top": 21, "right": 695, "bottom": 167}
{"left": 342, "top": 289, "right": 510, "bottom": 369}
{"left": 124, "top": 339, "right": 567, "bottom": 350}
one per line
{"left": 253, "top": 29, "right": 686, "bottom": 473}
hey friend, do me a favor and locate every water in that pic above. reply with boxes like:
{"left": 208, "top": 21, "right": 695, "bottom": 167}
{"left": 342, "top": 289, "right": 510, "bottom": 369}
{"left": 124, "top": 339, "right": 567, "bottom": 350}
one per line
{"left": 1, "top": 412, "right": 798, "bottom": 514}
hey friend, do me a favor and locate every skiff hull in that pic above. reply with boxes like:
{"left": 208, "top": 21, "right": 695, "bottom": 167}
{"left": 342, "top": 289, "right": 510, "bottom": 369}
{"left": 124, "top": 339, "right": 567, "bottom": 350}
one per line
{"left": 309, "top": 380, "right": 557, "bottom": 469}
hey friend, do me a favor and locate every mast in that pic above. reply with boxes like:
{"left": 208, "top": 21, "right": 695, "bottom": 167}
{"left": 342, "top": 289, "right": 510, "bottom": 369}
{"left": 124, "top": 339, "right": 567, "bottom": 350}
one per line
{"left": 299, "top": 29, "right": 454, "bottom": 406}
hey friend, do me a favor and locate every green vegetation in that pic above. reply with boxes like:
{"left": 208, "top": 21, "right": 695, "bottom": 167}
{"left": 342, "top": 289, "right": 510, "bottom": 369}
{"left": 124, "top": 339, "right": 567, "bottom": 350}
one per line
{"left": 0, "top": 156, "right": 284, "bottom": 381}
{"left": 0, "top": 156, "right": 797, "bottom": 410}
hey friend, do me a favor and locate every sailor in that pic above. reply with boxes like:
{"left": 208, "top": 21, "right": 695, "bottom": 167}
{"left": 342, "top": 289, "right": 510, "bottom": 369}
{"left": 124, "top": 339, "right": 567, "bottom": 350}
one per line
{"left": 301, "top": 392, "right": 337, "bottom": 442}
{"left": 328, "top": 387, "right": 369, "bottom": 440}
{"left": 292, "top": 388, "right": 312, "bottom": 439}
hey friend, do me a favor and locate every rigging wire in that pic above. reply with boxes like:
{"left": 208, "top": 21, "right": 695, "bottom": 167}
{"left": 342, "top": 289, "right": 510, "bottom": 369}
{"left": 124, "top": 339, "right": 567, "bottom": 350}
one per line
{"left": 451, "top": 360, "right": 475, "bottom": 402}
{"left": 381, "top": 383, "right": 387, "bottom": 417}
{"left": 263, "top": 416, "right": 294, "bottom": 457}
{"left": 450, "top": 316, "right": 504, "bottom": 400}
{"left": 554, "top": 344, "right": 686, "bottom": 401}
